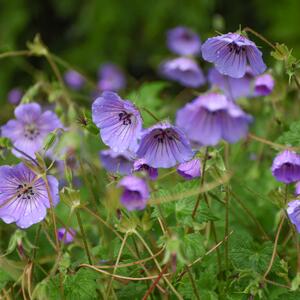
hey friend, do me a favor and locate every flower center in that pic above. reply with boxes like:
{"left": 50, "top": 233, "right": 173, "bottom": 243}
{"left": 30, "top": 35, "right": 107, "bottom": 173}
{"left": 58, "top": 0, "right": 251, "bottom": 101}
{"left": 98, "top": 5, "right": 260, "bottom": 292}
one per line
{"left": 228, "top": 43, "right": 246, "bottom": 55}
{"left": 16, "top": 183, "right": 35, "bottom": 200}
{"left": 118, "top": 111, "right": 132, "bottom": 125}
{"left": 153, "top": 129, "right": 177, "bottom": 143}
{"left": 181, "top": 32, "right": 193, "bottom": 41}
{"left": 24, "top": 124, "right": 40, "bottom": 140}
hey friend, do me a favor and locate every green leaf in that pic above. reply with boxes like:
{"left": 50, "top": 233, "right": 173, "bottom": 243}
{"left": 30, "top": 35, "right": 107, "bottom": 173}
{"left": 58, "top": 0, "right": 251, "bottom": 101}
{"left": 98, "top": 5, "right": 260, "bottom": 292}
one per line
{"left": 64, "top": 268, "right": 98, "bottom": 300}
{"left": 230, "top": 234, "right": 280, "bottom": 274}
{"left": 277, "top": 120, "right": 300, "bottom": 146}
{"left": 0, "top": 269, "right": 13, "bottom": 290}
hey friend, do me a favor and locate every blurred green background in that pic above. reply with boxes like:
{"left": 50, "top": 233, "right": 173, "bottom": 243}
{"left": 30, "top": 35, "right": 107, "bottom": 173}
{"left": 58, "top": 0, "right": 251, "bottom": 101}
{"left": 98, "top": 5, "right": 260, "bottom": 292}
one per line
{"left": 0, "top": 0, "right": 300, "bottom": 103}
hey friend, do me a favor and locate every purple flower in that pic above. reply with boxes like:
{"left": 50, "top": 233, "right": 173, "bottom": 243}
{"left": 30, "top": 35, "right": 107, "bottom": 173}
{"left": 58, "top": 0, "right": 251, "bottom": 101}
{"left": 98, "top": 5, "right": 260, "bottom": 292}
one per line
{"left": 136, "top": 122, "right": 193, "bottom": 168}
{"left": 208, "top": 67, "right": 255, "bottom": 100}
{"left": 295, "top": 182, "right": 300, "bottom": 196}
{"left": 98, "top": 63, "right": 126, "bottom": 92}
{"left": 64, "top": 70, "right": 85, "bottom": 90}
{"left": 0, "top": 163, "right": 59, "bottom": 229}
{"left": 1, "top": 103, "right": 63, "bottom": 158}
{"left": 254, "top": 74, "right": 274, "bottom": 96}
{"left": 118, "top": 176, "right": 149, "bottom": 211}
{"left": 8, "top": 88, "right": 23, "bottom": 105}
{"left": 202, "top": 32, "right": 266, "bottom": 78}
{"left": 287, "top": 200, "right": 300, "bottom": 233}
{"left": 92, "top": 92, "right": 142, "bottom": 153}
{"left": 160, "top": 57, "right": 205, "bottom": 88}
{"left": 166, "top": 26, "right": 201, "bottom": 56}
{"left": 271, "top": 150, "right": 300, "bottom": 184}
{"left": 133, "top": 158, "right": 158, "bottom": 180}
{"left": 177, "top": 158, "right": 201, "bottom": 180}
{"left": 57, "top": 227, "right": 76, "bottom": 244}
{"left": 99, "top": 149, "right": 134, "bottom": 175}
{"left": 176, "top": 92, "right": 252, "bottom": 146}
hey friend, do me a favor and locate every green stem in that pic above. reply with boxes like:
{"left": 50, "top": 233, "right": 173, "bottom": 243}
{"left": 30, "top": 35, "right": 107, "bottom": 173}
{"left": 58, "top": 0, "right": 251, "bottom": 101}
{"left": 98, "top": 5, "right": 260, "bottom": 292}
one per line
{"left": 76, "top": 210, "right": 92, "bottom": 264}
{"left": 243, "top": 27, "right": 276, "bottom": 50}
{"left": 185, "top": 265, "right": 201, "bottom": 300}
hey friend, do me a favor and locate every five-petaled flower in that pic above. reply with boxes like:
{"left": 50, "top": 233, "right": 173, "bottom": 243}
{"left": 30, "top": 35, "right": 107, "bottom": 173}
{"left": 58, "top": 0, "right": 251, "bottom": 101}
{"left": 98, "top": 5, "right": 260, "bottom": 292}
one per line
{"left": 0, "top": 163, "right": 59, "bottom": 229}
{"left": 177, "top": 158, "right": 201, "bottom": 180}
{"left": 92, "top": 92, "right": 142, "bottom": 153}
{"left": 99, "top": 149, "right": 134, "bottom": 175}
{"left": 57, "top": 227, "right": 76, "bottom": 244}
{"left": 137, "top": 122, "right": 193, "bottom": 168}
{"left": 167, "top": 26, "right": 201, "bottom": 56}
{"left": 202, "top": 32, "right": 266, "bottom": 78}
{"left": 1, "top": 103, "right": 62, "bottom": 158}
{"left": 176, "top": 92, "right": 252, "bottom": 146}
{"left": 271, "top": 150, "right": 300, "bottom": 184}
{"left": 133, "top": 158, "right": 158, "bottom": 180}
{"left": 98, "top": 63, "right": 126, "bottom": 92}
{"left": 118, "top": 176, "right": 149, "bottom": 211}
{"left": 287, "top": 200, "right": 300, "bottom": 233}
{"left": 160, "top": 57, "right": 205, "bottom": 88}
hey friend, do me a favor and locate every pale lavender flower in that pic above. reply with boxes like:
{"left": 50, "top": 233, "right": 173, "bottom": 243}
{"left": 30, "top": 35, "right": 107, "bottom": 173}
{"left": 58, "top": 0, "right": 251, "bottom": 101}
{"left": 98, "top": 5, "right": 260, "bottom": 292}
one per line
{"left": 0, "top": 163, "right": 59, "bottom": 229}
{"left": 99, "top": 149, "right": 134, "bottom": 175}
{"left": 254, "top": 73, "right": 274, "bottom": 96}
{"left": 92, "top": 92, "right": 142, "bottom": 153}
{"left": 8, "top": 88, "right": 23, "bottom": 105}
{"left": 1, "top": 103, "right": 62, "bottom": 158}
{"left": 177, "top": 158, "right": 201, "bottom": 180}
{"left": 133, "top": 158, "right": 158, "bottom": 180}
{"left": 167, "top": 26, "right": 201, "bottom": 56}
{"left": 176, "top": 92, "right": 252, "bottom": 146}
{"left": 57, "top": 227, "right": 76, "bottom": 244}
{"left": 287, "top": 200, "right": 300, "bottom": 233}
{"left": 271, "top": 150, "right": 300, "bottom": 184}
{"left": 118, "top": 176, "right": 149, "bottom": 211}
{"left": 160, "top": 57, "right": 205, "bottom": 88}
{"left": 98, "top": 63, "right": 126, "bottom": 92}
{"left": 202, "top": 32, "right": 266, "bottom": 78}
{"left": 208, "top": 67, "right": 255, "bottom": 99}
{"left": 64, "top": 70, "right": 85, "bottom": 90}
{"left": 136, "top": 122, "right": 193, "bottom": 168}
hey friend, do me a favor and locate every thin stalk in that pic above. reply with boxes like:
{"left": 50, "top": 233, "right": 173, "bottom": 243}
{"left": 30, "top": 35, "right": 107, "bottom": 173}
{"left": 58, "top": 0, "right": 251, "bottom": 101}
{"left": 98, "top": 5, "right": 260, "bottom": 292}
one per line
{"left": 192, "top": 147, "right": 209, "bottom": 218}
{"left": 185, "top": 265, "right": 201, "bottom": 300}
{"left": 263, "top": 215, "right": 285, "bottom": 280}
{"left": 106, "top": 232, "right": 129, "bottom": 298}
{"left": 134, "top": 231, "right": 183, "bottom": 300}
{"left": 140, "top": 107, "right": 161, "bottom": 122}
{"left": 243, "top": 27, "right": 276, "bottom": 50}
{"left": 75, "top": 210, "right": 92, "bottom": 264}
{"left": 0, "top": 50, "right": 32, "bottom": 59}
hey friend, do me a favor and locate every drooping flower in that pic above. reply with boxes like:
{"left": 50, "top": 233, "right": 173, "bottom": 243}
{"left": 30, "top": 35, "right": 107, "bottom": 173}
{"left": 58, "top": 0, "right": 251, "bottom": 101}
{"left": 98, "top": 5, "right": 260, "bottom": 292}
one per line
{"left": 287, "top": 200, "right": 300, "bottom": 233}
{"left": 271, "top": 150, "right": 300, "bottom": 184}
{"left": 98, "top": 63, "right": 126, "bottom": 92}
{"left": 136, "top": 122, "right": 193, "bottom": 168}
{"left": 8, "top": 88, "right": 23, "bottom": 105}
{"left": 99, "top": 149, "right": 134, "bottom": 175}
{"left": 57, "top": 227, "right": 76, "bottom": 244}
{"left": 166, "top": 26, "right": 201, "bottom": 56}
{"left": 133, "top": 158, "right": 158, "bottom": 180}
{"left": 118, "top": 176, "right": 149, "bottom": 211}
{"left": 202, "top": 32, "right": 266, "bottom": 78}
{"left": 160, "top": 57, "right": 205, "bottom": 88}
{"left": 64, "top": 70, "right": 85, "bottom": 90}
{"left": 176, "top": 92, "right": 252, "bottom": 146}
{"left": 92, "top": 92, "right": 142, "bottom": 153}
{"left": 1, "top": 103, "right": 63, "bottom": 158}
{"left": 254, "top": 73, "right": 274, "bottom": 96}
{"left": 177, "top": 158, "right": 201, "bottom": 180}
{"left": 208, "top": 67, "right": 255, "bottom": 99}
{"left": 0, "top": 163, "right": 59, "bottom": 229}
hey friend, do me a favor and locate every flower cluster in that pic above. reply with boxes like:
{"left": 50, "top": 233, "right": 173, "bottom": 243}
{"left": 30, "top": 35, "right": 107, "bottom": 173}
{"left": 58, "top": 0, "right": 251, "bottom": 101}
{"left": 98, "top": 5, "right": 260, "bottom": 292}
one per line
{"left": 160, "top": 26, "right": 205, "bottom": 88}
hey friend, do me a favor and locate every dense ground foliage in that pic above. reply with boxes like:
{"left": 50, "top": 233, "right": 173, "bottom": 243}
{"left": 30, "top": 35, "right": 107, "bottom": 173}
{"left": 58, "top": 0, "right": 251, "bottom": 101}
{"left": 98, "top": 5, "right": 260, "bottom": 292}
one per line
{"left": 1, "top": 2, "right": 300, "bottom": 299}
